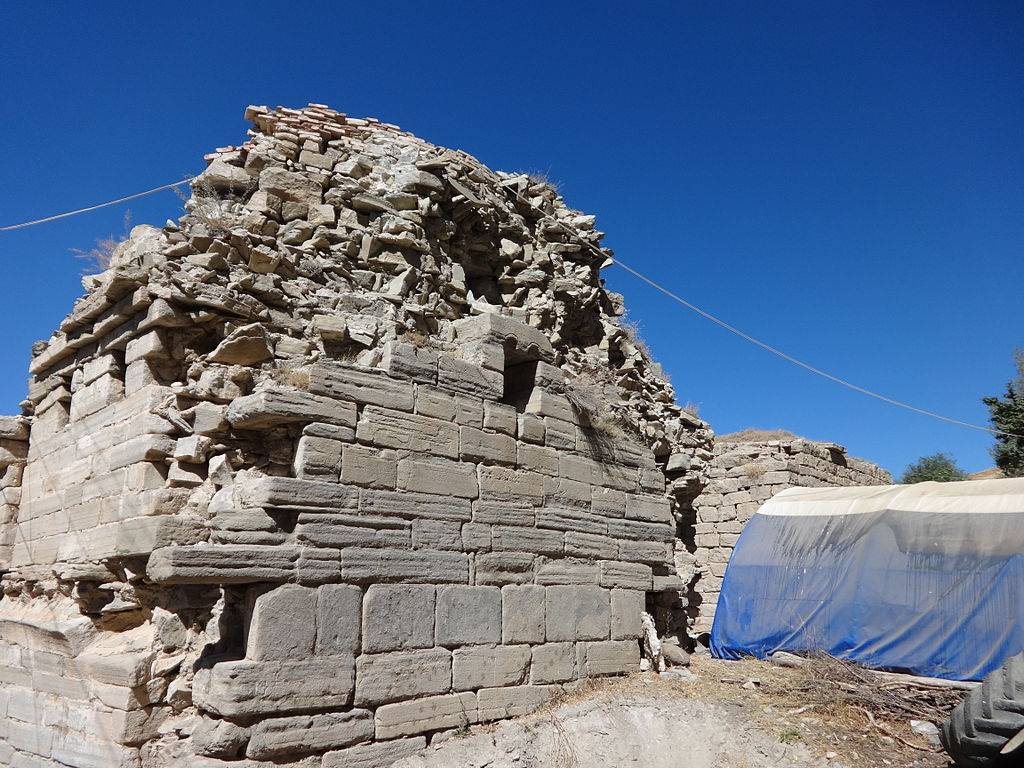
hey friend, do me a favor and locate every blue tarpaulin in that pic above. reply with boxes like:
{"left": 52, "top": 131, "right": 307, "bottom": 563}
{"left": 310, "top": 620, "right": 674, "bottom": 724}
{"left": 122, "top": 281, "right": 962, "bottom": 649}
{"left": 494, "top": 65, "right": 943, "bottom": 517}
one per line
{"left": 710, "top": 478, "right": 1024, "bottom": 681}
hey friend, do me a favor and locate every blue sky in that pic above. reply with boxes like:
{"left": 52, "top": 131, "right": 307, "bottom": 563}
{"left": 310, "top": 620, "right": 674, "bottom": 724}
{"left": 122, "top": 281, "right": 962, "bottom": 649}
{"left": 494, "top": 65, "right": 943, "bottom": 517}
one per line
{"left": 1, "top": 1, "right": 1020, "bottom": 477}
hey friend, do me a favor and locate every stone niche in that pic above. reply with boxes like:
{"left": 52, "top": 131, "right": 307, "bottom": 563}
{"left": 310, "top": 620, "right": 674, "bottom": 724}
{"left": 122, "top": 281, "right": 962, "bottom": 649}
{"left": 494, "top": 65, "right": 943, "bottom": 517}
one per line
{"left": 0, "top": 103, "right": 704, "bottom": 768}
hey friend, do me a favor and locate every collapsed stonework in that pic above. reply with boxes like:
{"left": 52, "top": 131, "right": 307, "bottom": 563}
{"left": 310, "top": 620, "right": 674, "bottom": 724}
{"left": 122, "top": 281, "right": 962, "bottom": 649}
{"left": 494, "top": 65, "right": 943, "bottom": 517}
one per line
{"left": 687, "top": 435, "right": 892, "bottom": 634}
{"left": 0, "top": 103, "right": 714, "bottom": 768}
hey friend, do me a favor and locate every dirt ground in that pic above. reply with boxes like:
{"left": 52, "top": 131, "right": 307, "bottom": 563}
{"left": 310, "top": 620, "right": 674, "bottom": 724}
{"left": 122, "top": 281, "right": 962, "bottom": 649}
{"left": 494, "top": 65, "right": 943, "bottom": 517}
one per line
{"left": 396, "top": 655, "right": 964, "bottom": 768}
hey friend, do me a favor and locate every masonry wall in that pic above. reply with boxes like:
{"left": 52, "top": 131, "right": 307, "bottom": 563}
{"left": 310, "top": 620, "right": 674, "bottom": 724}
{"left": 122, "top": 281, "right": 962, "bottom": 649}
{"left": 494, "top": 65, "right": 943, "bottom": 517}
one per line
{"left": 688, "top": 439, "right": 891, "bottom": 634}
{"left": 0, "top": 102, "right": 702, "bottom": 768}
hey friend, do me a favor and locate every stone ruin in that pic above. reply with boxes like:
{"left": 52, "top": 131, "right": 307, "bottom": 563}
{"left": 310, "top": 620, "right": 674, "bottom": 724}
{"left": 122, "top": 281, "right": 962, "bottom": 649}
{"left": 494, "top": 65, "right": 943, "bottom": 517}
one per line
{"left": 0, "top": 103, "right": 715, "bottom": 768}
{"left": 687, "top": 435, "right": 892, "bottom": 634}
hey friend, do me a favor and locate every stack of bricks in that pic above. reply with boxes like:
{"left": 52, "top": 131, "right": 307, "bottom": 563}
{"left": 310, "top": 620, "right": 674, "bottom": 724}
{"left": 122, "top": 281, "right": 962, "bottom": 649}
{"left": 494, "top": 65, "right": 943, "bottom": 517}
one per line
{"left": 0, "top": 103, "right": 706, "bottom": 768}
{"left": 687, "top": 437, "right": 891, "bottom": 634}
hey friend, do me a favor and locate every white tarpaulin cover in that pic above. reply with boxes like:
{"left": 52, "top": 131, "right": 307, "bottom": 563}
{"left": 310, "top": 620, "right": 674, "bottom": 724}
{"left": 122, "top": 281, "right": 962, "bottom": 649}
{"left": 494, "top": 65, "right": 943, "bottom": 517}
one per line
{"left": 710, "top": 478, "right": 1024, "bottom": 680}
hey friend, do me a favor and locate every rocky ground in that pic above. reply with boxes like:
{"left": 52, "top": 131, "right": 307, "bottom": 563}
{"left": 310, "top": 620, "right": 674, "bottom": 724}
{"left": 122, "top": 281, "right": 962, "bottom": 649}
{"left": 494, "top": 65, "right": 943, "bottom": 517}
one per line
{"left": 395, "top": 656, "right": 962, "bottom": 768}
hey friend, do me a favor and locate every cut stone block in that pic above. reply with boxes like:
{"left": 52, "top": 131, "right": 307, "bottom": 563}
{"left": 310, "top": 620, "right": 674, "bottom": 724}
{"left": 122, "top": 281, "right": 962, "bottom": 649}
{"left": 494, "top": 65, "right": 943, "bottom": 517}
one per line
{"left": 234, "top": 475, "right": 357, "bottom": 511}
{"left": 576, "top": 639, "right": 639, "bottom": 676}
{"left": 591, "top": 487, "right": 627, "bottom": 518}
{"left": 374, "top": 691, "right": 478, "bottom": 739}
{"left": 453, "top": 644, "right": 530, "bottom": 690}
{"left": 246, "top": 709, "right": 374, "bottom": 759}
{"left": 246, "top": 584, "right": 317, "bottom": 661}
{"left": 535, "top": 558, "right": 601, "bottom": 586}
{"left": 483, "top": 402, "right": 517, "bottom": 435}
{"left": 437, "top": 356, "right": 503, "bottom": 399}
{"left": 397, "top": 458, "right": 478, "bottom": 499}
{"left": 491, "top": 525, "right": 563, "bottom": 556}
{"left": 435, "top": 585, "right": 501, "bottom": 647}
{"left": 193, "top": 656, "right": 354, "bottom": 718}
{"left": 600, "top": 560, "right": 653, "bottom": 590}
{"left": 618, "top": 539, "right": 673, "bottom": 565}
{"left": 606, "top": 518, "right": 674, "bottom": 542}
{"left": 310, "top": 363, "right": 415, "bottom": 411}
{"left": 362, "top": 584, "right": 435, "bottom": 653}
{"left": 412, "top": 519, "right": 463, "bottom": 551}
{"left": 453, "top": 313, "right": 555, "bottom": 363}
{"left": 341, "top": 547, "right": 470, "bottom": 584}
{"left": 517, "top": 443, "right": 559, "bottom": 475}
{"left": 226, "top": 386, "right": 357, "bottom": 429}
{"left": 322, "top": 736, "right": 426, "bottom": 768}
{"left": 460, "top": 426, "right": 516, "bottom": 464}
{"left": 564, "top": 531, "right": 617, "bottom": 559}
{"left": 501, "top": 584, "right": 545, "bottom": 644}
{"left": 478, "top": 465, "right": 544, "bottom": 502}
{"left": 357, "top": 405, "right": 460, "bottom": 458}
{"left": 381, "top": 341, "right": 438, "bottom": 384}
{"left": 477, "top": 684, "right": 556, "bottom": 722}
{"left": 316, "top": 584, "right": 362, "bottom": 655}
{"left": 147, "top": 545, "right": 298, "bottom": 584}
{"left": 531, "top": 642, "right": 577, "bottom": 684}
{"left": 473, "top": 502, "right": 536, "bottom": 527}
{"left": 359, "top": 488, "right": 472, "bottom": 522}
{"left": 354, "top": 647, "right": 452, "bottom": 706}
{"left": 342, "top": 445, "right": 397, "bottom": 489}
{"left": 294, "top": 435, "right": 342, "bottom": 479}
{"left": 545, "top": 585, "right": 609, "bottom": 642}
{"left": 474, "top": 552, "right": 535, "bottom": 585}
{"left": 611, "top": 589, "right": 644, "bottom": 640}
{"left": 536, "top": 506, "right": 606, "bottom": 536}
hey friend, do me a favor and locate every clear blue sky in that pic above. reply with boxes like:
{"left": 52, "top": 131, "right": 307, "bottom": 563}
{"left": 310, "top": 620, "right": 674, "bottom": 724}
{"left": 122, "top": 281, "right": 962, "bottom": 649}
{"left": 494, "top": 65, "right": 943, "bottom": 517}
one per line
{"left": 1, "top": 2, "right": 1021, "bottom": 478}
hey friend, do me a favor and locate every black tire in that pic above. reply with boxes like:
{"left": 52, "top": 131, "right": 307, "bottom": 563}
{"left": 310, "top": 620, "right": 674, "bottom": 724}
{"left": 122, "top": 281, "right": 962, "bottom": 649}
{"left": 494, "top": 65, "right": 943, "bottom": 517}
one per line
{"left": 941, "top": 653, "right": 1024, "bottom": 767}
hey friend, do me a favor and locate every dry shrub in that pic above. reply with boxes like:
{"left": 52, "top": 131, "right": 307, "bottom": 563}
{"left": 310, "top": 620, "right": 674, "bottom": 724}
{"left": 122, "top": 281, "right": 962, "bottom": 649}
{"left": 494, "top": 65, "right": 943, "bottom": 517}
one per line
{"left": 743, "top": 462, "right": 768, "bottom": 480}
{"left": 619, "top": 314, "right": 653, "bottom": 360}
{"left": 72, "top": 211, "right": 132, "bottom": 272}
{"left": 768, "top": 653, "right": 961, "bottom": 724}
{"left": 177, "top": 178, "right": 243, "bottom": 235}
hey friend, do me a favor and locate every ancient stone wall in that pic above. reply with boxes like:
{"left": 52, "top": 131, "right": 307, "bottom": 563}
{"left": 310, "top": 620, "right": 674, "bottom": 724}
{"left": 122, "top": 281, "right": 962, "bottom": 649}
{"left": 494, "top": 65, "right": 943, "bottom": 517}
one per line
{"left": 687, "top": 437, "right": 891, "bottom": 634}
{"left": 0, "top": 103, "right": 710, "bottom": 768}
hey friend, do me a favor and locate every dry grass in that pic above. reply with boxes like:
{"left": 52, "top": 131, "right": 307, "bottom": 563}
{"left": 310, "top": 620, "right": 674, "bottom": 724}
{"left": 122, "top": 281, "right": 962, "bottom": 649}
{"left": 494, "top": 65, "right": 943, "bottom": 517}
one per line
{"left": 717, "top": 428, "right": 800, "bottom": 443}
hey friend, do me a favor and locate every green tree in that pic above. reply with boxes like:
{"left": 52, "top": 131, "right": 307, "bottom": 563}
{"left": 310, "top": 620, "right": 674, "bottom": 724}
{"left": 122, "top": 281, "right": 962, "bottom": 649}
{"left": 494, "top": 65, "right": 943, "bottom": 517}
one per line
{"left": 982, "top": 350, "right": 1024, "bottom": 478}
{"left": 901, "top": 453, "right": 969, "bottom": 484}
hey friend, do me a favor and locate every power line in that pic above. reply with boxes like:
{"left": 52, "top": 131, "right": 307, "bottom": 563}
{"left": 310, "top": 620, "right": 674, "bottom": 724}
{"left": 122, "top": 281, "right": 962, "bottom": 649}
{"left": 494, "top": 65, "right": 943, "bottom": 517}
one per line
{"left": 0, "top": 178, "right": 195, "bottom": 232}
{"left": 607, "top": 256, "right": 1012, "bottom": 437}
{"left": 512, "top": 190, "right": 1012, "bottom": 439}
{"left": 0, "top": 173, "right": 1011, "bottom": 438}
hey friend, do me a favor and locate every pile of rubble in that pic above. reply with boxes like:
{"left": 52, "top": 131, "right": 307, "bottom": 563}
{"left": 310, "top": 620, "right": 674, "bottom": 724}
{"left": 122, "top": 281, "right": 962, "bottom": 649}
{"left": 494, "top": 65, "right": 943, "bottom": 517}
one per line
{"left": 687, "top": 436, "right": 892, "bottom": 633}
{"left": 0, "top": 104, "right": 712, "bottom": 768}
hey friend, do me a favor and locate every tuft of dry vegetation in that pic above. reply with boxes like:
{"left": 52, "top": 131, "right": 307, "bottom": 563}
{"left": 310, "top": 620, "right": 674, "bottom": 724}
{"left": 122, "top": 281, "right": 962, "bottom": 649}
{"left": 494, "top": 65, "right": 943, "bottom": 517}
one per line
{"left": 743, "top": 462, "right": 768, "bottom": 479}
{"left": 717, "top": 428, "right": 801, "bottom": 443}
{"left": 72, "top": 211, "right": 132, "bottom": 272}
{"left": 563, "top": 365, "right": 633, "bottom": 440}
{"left": 400, "top": 328, "right": 435, "bottom": 348}
{"left": 176, "top": 178, "right": 244, "bottom": 235}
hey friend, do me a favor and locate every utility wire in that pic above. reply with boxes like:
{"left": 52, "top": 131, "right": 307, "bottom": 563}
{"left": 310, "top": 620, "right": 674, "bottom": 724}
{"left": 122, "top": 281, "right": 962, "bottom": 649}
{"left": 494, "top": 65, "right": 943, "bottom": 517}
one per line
{"left": 0, "top": 174, "right": 1011, "bottom": 438}
{"left": 0, "top": 177, "right": 195, "bottom": 232}
{"left": 607, "top": 255, "right": 1013, "bottom": 437}
{"left": 515, "top": 190, "right": 1013, "bottom": 439}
